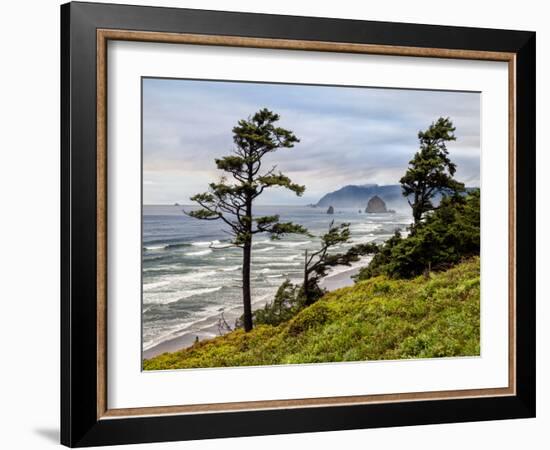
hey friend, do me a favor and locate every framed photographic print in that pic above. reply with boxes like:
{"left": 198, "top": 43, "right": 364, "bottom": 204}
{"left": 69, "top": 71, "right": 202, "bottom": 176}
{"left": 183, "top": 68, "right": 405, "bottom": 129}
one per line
{"left": 61, "top": 1, "right": 536, "bottom": 447}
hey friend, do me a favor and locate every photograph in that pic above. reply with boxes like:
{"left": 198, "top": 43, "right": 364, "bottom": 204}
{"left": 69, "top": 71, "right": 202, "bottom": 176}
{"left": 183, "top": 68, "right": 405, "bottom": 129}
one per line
{"left": 55, "top": 2, "right": 537, "bottom": 446}
{"left": 141, "top": 78, "right": 481, "bottom": 370}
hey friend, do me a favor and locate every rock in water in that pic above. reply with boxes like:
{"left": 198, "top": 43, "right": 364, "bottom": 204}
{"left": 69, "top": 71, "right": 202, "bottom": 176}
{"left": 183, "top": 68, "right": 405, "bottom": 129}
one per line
{"left": 365, "top": 196, "right": 388, "bottom": 213}
{"left": 327, "top": 206, "right": 334, "bottom": 214}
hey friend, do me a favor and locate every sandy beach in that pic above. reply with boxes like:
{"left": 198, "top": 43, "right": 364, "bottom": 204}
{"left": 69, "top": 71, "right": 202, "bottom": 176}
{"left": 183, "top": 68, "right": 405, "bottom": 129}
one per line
{"left": 319, "top": 256, "right": 373, "bottom": 291}
{"left": 143, "top": 255, "right": 372, "bottom": 360}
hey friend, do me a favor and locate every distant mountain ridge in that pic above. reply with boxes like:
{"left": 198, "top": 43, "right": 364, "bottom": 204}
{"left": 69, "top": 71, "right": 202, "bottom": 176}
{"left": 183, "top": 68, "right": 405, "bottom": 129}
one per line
{"left": 316, "top": 184, "right": 406, "bottom": 209}
{"left": 315, "top": 184, "right": 477, "bottom": 211}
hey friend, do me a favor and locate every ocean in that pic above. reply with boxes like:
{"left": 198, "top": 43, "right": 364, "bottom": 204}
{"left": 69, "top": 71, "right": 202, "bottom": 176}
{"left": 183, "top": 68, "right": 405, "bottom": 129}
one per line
{"left": 142, "top": 205, "right": 412, "bottom": 355}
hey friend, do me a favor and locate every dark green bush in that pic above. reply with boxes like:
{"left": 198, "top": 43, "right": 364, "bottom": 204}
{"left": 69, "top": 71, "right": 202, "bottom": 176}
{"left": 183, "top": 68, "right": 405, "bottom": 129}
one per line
{"left": 356, "top": 189, "right": 480, "bottom": 281}
{"left": 235, "top": 279, "right": 307, "bottom": 328}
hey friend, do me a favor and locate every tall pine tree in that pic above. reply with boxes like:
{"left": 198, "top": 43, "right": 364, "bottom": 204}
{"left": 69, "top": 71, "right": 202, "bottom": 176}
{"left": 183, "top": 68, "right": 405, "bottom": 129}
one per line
{"left": 188, "top": 108, "right": 308, "bottom": 332}
{"left": 400, "top": 117, "right": 465, "bottom": 226}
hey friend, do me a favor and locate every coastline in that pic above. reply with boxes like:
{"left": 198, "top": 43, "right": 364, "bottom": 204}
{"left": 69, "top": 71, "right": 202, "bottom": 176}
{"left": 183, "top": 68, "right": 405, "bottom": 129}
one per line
{"left": 143, "top": 255, "right": 372, "bottom": 360}
{"left": 319, "top": 256, "right": 372, "bottom": 291}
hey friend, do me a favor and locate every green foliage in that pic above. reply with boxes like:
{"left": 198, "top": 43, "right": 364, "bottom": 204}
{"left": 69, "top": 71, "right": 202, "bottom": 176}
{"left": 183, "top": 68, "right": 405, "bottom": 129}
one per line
{"left": 187, "top": 108, "right": 307, "bottom": 246}
{"left": 302, "top": 221, "right": 350, "bottom": 304}
{"left": 353, "top": 231, "right": 403, "bottom": 280}
{"left": 236, "top": 278, "right": 322, "bottom": 328}
{"left": 249, "top": 280, "right": 305, "bottom": 327}
{"left": 302, "top": 221, "right": 377, "bottom": 305}
{"left": 143, "top": 258, "right": 480, "bottom": 370}
{"left": 400, "top": 117, "right": 465, "bottom": 224}
{"left": 256, "top": 173, "right": 305, "bottom": 196}
{"left": 267, "top": 222, "right": 310, "bottom": 239}
{"left": 356, "top": 190, "right": 480, "bottom": 280}
{"left": 356, "top": 190, "right": 480, "bottom": 281}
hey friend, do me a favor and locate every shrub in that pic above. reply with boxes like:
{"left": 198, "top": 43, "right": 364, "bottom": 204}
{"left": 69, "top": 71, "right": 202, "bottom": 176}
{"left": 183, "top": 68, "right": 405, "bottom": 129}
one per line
{"left": 356, "top": 190, "right": 480, "bottom": 281}
{"left": 236, "top": 279, "right": 306, "bottom": 328}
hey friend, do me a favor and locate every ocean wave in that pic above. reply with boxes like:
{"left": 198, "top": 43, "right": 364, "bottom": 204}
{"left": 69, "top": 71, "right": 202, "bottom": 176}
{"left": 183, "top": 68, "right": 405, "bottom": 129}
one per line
{"left": 179, "top": 286, "right": 223, "bottom": 299}
{"left": 266, "top": 274, "right": 283, "bottom": 278}
{"left": 145, "top": 270, "right": 218, "bottom": 291}
{"left": 143, "top": 244, "right": 167, "bottom": 251}
{"left": 144, "top": 242, "right": 191, "bottom": 251}
{"left": 264, "top": 262, "right": 301, "bottom": 267}
{"left": 349, "top": 224, "right": 379, "bottom": 233}
{"left": 252, "top": 239, "right": 270, "bottom": 246}
{"left": 176, "top": 270, "right": 217, "bottom": 283}
{"left": 143, "top": 280, "right": 171, "bottom": 291}
{"left": 221, "top": 265, "right": 241, "bottom": 272}
{"left": 253, "top": 254, "right": 301, "bottom": 261}
{"left": 272, "top": 240, "right": 311, "bottom": 247}
{"left": 142, "top": 255, "right": 167, "bottom": 262}
{"left": 166, "top": 242, "right": 191, "bottom": 249}
{"left": 191, "top": 240, "right": 221, "bottom": 247}
{"left": 144, "top": 286, "right": 223, "bottom": 306}
{"left": 348, "top": 235, "right": 378, "bottom": 245}
{"left": 143, "top": 264, "right": 181, "bottom": 272}
{"left": 185, "top": 249, "right": 212, "bottom": 256}
{"left": 142, "top": 301, "right": 234, "bottom": 350}
{"left": 253, "top": 246, "right": 276, "bottom": 253}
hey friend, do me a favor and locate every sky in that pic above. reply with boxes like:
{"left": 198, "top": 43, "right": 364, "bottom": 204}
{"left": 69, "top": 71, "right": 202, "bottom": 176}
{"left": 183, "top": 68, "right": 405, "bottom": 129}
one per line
{"left": 142, "top": 78, "right": 480, "bottom": 205}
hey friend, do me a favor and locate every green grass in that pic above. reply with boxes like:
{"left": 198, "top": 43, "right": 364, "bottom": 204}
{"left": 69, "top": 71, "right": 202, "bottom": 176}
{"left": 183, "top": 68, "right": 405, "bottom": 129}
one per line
{"left": 143, "top": 257, "right": 480, "bottom": 370}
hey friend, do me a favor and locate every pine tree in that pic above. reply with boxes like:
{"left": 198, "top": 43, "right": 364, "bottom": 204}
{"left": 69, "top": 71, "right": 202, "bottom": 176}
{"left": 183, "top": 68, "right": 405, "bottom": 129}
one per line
{"left": 400, "top": 117, "right": 465, "bottom": 226}
{"left": 188, "top": 108, "right": 308, "bottom": 331}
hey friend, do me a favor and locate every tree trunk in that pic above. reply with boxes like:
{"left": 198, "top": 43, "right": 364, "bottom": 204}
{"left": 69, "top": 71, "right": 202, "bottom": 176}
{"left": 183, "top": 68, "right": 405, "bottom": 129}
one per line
{"left": 412, "top": 208, "right": 422, "bottom": 226}
{"left": 412, "top": 192, "right": 421, "bottom": 226}
{"left": 303, "top": 250, "right": 310, "bottom": 305}
{"left": 242, "top": 186, "right": 254, "bottom": 332}
{"left": 242, "top": 240, "right": 253, "bottom": 332}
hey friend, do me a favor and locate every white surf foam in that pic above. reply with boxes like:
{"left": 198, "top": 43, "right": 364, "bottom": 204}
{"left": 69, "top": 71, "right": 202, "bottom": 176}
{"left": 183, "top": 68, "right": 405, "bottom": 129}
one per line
{"left": 272, "top": 240, "right": 311, "bottom": 247}
{"left": 144, "top": 286, "right": 223, "bottom": 306}
{"left": 144, "top": 244, "right": 167, "bottom": 250}
{"left": 185, "top": 249, "right": 213, "bottom": 256}
{"left": 143, "top": 280, "right": 171, "bottom": 291}
{"left": 264, "top": 261, "right": 301, "bottom": 267}
{"left": 253, "top": 246, "right": 276, "bottom": 253}
{"left": 191, "top": 240, "right": 221, "bottom": 247}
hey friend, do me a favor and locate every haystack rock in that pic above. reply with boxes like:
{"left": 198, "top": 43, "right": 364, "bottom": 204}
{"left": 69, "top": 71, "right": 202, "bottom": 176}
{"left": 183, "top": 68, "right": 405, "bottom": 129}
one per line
{"left": 365, "top": 196, "right": 388, "bottom": 213}
{"left": 327, "top": 206, "right": 334, "bottom": 214}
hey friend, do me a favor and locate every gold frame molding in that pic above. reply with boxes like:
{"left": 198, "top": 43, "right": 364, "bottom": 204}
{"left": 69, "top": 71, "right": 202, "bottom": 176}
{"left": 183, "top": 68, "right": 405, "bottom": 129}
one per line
{"left": 96, "top": 29, "right": 516, "bottom": 420}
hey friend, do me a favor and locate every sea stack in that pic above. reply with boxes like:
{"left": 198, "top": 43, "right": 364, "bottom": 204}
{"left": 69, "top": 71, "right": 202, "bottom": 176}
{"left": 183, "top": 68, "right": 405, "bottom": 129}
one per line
{"left": 365, "top": 195, "right": 388, "bottom": 213}
{"left": 327, "top": 205, "right": 334, "bottom": 214}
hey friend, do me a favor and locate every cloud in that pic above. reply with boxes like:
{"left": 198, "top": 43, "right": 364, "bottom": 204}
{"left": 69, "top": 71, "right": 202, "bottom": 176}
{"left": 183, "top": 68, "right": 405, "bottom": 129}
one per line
{"left": 143, "top": 78, "right": 480, "bottom": 204}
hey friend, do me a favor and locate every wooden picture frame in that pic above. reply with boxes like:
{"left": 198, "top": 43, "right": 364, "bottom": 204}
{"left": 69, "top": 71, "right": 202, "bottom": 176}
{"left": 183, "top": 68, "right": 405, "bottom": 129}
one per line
{"left": 61, "top": 1, "right": 535, "bottom": 447}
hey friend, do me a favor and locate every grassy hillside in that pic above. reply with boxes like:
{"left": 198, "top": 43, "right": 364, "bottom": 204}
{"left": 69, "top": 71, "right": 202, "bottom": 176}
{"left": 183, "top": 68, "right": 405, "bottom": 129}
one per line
{"left": 144, "top": 258, "right": 480, "bottom": 370}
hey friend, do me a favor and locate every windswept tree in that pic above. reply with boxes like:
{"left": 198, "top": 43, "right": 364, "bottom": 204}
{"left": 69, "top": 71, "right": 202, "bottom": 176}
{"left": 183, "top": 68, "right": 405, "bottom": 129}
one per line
{"left": 241, "top": 222, "right": 378, "bottom": 328}
{"left": 302, "top": 221, "right": 351, "bottom": 305}
{"left": 302, "top": 221, "right": 378, "bottom": 305}
{"left": 187, "top": 108, "right": 308, "bottom": 332}
{"left": 400, "top": 117, "right": 465, "bottom": 226}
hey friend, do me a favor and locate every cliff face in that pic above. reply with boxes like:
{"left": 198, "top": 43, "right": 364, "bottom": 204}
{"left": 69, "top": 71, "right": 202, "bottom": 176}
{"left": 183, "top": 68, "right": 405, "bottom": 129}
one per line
{"left": 366, "top": 195, "right": 387, "bottom": 213}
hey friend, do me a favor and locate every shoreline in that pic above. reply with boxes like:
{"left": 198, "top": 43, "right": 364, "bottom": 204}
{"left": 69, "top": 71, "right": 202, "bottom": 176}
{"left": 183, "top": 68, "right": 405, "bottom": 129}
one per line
{"left": 319, "top": 256, "right": 372, "bottom": 291}
{"left": 143, "top": 256, "right": 372, "bottom": 360}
